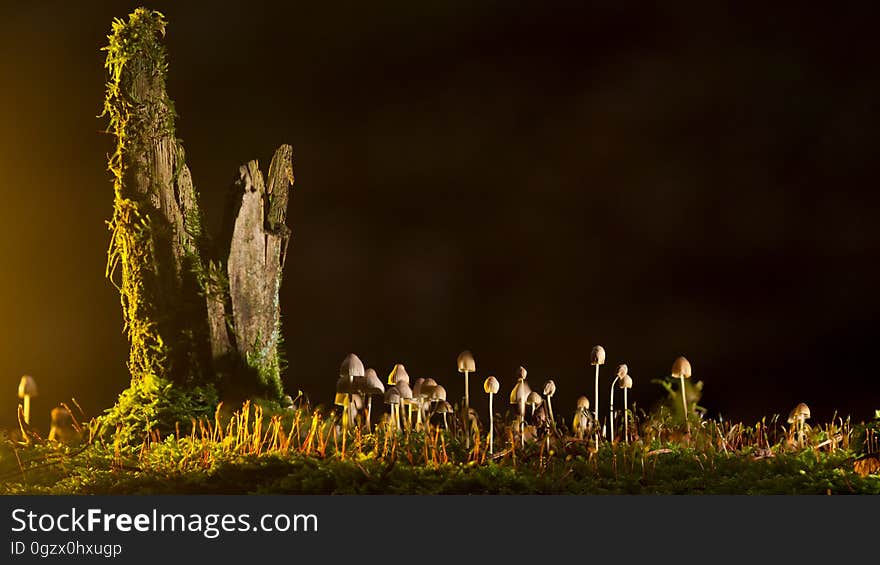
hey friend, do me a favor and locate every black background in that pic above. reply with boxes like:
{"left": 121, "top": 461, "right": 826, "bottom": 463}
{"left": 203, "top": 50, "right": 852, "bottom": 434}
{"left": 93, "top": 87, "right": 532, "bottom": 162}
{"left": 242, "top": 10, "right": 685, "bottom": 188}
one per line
{"left": 1, "top": 1, "right": 878, "bottom": 432}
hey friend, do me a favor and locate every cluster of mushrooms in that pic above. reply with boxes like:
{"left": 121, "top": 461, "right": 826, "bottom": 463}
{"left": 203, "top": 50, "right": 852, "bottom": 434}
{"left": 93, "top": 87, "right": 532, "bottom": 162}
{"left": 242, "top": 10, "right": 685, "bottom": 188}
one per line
{"left": 331, "top": 347, "right": 684, "bottom": 452}
{"left": 331, "top": 348, "right": 816, "bottom": 452}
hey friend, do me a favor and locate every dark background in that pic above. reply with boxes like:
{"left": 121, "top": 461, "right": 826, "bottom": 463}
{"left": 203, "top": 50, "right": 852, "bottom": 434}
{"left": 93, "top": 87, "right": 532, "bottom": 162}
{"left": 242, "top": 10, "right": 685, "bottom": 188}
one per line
{"left": 1, "top": 1, "right": 878, "bottom": 433}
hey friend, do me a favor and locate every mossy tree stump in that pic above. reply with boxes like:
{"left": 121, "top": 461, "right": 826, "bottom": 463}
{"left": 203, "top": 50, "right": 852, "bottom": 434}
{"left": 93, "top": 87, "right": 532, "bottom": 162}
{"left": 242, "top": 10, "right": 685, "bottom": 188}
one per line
{"left": 101, "top": 9, "right": 293, "bottom": 441}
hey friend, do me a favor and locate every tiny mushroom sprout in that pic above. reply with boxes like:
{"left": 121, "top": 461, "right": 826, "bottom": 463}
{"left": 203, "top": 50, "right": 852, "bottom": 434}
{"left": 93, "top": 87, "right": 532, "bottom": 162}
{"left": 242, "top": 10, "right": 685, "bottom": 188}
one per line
{"left": 543, "top": 380, "right": 556, "bottom": 426}
{"left": 787, "top": 402, "right": 811, "bottom": 448}
{"left": 18, "top": 375, "right": 38, "bottom": 425}
{"left": 362, "top": 368, "right": 385, "bottom": 432}
{"left": 590, "top": 346, "right": 605, "bottom": 443}
{"left": 573, "top": 396, "right": 590, "bottom": 440}
{"left": 484, "top": 376, "right": 500, "bottom": 454}
{"left": 510, "top": 366, "right": 531, "bottom": 448}
{"left": 609, "top": 364, "right": 628, "bottom": 443}
{"left": 384, "top": 386, "right": 402, "bottom": 431}
{"left": 671, "top": 356, "right": 692, "bottom": 431}
{"left": 457, "top": 350, "right": 476, "bottom": 448}
{"left": 48, "top": 406, "right": 75, "bottom": 443}
{"left": 619, "top": 373, "right": 633, "bottom": 443}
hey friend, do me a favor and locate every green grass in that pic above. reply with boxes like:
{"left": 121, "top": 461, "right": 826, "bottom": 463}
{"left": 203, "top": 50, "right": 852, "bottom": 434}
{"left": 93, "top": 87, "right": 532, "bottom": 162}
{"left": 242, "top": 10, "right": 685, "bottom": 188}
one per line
{"left": 2, "top": 402, "right": 878, "bottom": 494}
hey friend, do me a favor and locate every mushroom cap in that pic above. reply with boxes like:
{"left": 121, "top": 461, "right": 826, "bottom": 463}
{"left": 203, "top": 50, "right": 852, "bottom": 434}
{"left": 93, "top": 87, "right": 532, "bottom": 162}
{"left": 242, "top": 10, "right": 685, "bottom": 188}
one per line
{"left": 457, "top": 350, "right": 476, "bottom": 373}
{"left": 18, "top": 375, "right": 37, "bottom": 398}
{"left": 387, "top": 363, "right": 410, "bottom": 386}
{"left": 787, "top": 402, "right": 811, "bottom": 423}
{"left": 510, "top": 379, "right": 532, "bottom": 404}
{"left": 590, "top": 345, "right": 606, "bottom": 366}
{"left": 281, "top": 394, "right": 295, "bottom": 407}
{"left": 526, "top": 391, "right": 543, "bottom": 407}
{"left": 430, "top": 384, "right": 447, "bottom": 402}
{"left": 671, "top": 356, "right": 692, "bottom": 379}
{"left": 384, "top": 386, "right": 401, "bottom": 405}
{"left": 411, "top": 377, "right": 426, "bottom": 399}
{"left": 396, "top": 381, "right": 413, "bottom": 400}
{"left": 516, "top": 366, "right": 527, "bottom": 380}
{"left": 334, "top": 393, "right": 347, "bottom": 407}
{"left": 543, "top": 379, "right": 556, "bottom": 397}
{"left": 616, "top": 364, "right": 628, "bottom": 378}
{"left": 619, "top": 375, "right": 633, "bottom": 389}
{"left": 363, "top": 369, "right": 385, "bottom": 395}
{"left": 340, "top": 353, "right": 365, "bottom": 379}
{"left": 435, "top": 400, "right": 453, "bottom": 414}
{"left": 420, "top": 378, "right": 438, "bottom": 398}
{"left": 50, "top": 406, "right": 72, "bottom": 426}
{"left": 483, "top": 376, "right": 500, "bottom": 394}
{"left": 576, "top": 396, "right": 590, "bottom": 410}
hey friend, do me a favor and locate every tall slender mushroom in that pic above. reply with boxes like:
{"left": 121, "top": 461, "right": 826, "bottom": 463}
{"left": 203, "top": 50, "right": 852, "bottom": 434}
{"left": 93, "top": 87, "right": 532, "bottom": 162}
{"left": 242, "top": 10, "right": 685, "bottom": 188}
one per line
{"left": 362, "top": 368, "right": 385, "bottom": 432}
{"left": 609, "top": 364, "right": 627, "bottom": 443}
{"left": 573, "top": 396, "right": 590, "bottom": 440}
{"left": 483, "top": 376, "right": 500, "bottom": 454}
{"left": 590, "top": 346, "right": 606, "bottom": 443}
{"left": 457, "top": 350, "right": 476, "bottom": 448}
{"left": 620, "top": 373, "right": 633, "bottom": 443}
{"left": 671, "top": 356, "right": 692, "bottom": 432}
{"left": 510, "top": 366, "right": 531, "bottom": 448}
{"left": 543, "top": 380, "right": 556, "bottom": 426}
{"left": 787, "top": 403, "right": 811, "bottom": 448}
{"left": 17, "top": 375, "right": 37, "bottom": 426}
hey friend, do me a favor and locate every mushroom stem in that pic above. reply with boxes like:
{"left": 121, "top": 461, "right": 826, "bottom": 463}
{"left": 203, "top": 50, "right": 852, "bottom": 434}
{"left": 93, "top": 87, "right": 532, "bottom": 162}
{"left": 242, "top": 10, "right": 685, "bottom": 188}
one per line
{"left": 623, "top": 387, "right": 629, "bottom": 444}
{"left": 520, "top": 397, "right": 526, "bottom": 449}
{"left": 547, "top": 396, "right": 554, "bottom": 426}
{"left": 679, "top": 375, "right": 689, "bottom": 433}
{"left": 443, "top": 412, "right": 448, "bottom": 431}
{"left": 366, "top": 396, "right": 372, "bottom": 433}
{"left": 594, "top": 364, "right": 600, "bottom": 445}
{"left": 464, "top": 370, "right": 470, "bottom": 449}
{"left": 609, "top": 376, "right": 619, "bottom": 444}
{"left": 342, "top": 393, "right": 349, "bottom": 458}
{"left": 23, "top": 395, "right": 31, "bottom": 426}
{"left": 488, "top": 392, "right": 494, "bottom": 455}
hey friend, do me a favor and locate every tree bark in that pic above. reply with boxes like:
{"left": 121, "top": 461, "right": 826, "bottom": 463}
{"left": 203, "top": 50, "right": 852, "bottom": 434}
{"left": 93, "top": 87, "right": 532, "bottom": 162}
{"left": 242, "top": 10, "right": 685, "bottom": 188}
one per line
{"left": 101, "top": 9, "right": 293, "bottom": 434}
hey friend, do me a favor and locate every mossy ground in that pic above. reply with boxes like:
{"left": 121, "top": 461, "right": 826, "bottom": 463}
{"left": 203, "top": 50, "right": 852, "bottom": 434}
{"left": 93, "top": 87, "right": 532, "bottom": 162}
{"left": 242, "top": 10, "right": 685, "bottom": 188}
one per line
{"left": 2, "top": 404, "right": 878, "bottom": 495}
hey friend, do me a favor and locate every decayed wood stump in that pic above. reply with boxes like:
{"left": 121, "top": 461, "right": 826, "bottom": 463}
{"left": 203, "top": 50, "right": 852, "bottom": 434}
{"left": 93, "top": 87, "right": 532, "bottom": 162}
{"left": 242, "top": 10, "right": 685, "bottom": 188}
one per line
{"left": 103, "top": 9, "right": 293, "bottom": 427}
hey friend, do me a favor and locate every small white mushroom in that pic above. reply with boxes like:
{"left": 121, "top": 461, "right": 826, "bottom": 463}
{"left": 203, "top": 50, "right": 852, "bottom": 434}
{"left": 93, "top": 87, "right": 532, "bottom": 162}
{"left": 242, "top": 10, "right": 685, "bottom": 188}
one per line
{"left": 457, "top": 350, "right": 476, "bottom": 449}
{"left": 671, "top": 356, "right": 692, "bottom": 432}
{"left": 590, "top": 346, "right": 605, "bottom": 443}
{"left": 510, "top": 367, "right": 531, "bottom": 448}
{"left": 362, "top": 368, "right": 385, "bottom": 432}
{"left": 484, "top": 376, "right": 500, "bottom": 454}
{"left": 384, "top": 386, "right": 402, "bottom": 431}
{"left": 543, "top": 379, "right": 557, "bottom": 425}
{"left": 609, "top": 363, "right": 628, "bottom": 443}
{"left": 573, "top": 396, "right": 590, "bottom": 440}
{"left": 435, "top": 400, "right": 453, "bottom": 431}
{"left": 338, "top": 354, "right": 365, "bottom": 456}
{"left": 619, "top": 374, "right": 633, "bottom": 443}
{"left": 787, "top": 403, "right": 811, "bottom": 448}
{"left": 526, "top": 391, "right": 543, "bottom": 417}
{"left": 18, "top": 375, "right": 38, "bottom": 426}
{"left": 387, "top": 363, "right": 410, "bottom": 386}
